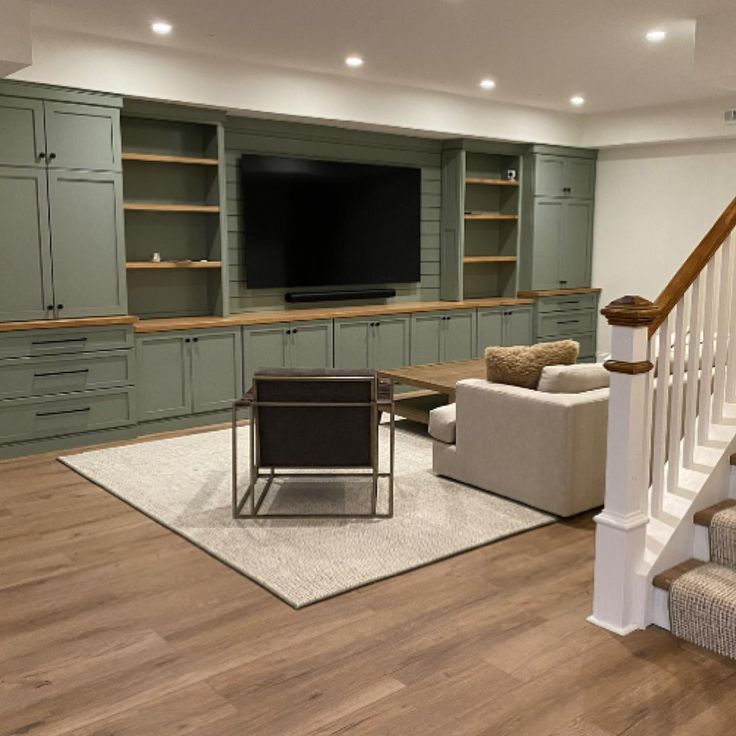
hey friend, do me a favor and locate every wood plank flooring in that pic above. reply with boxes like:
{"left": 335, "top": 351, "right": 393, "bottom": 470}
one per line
{"left": 1, "top": 430, "right": 735, "bottom": 736}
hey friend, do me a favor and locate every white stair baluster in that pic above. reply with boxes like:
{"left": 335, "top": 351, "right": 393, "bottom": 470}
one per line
{"left": 667, "top": 298, "right": 686, "bottom": 493}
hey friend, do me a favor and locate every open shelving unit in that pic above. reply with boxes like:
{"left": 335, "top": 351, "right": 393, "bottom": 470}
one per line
{"left": 441, "top": 143, "right": 523, "bottom": 300}
{"left": 121, "top": 112, "right": 228, "bottom": 319}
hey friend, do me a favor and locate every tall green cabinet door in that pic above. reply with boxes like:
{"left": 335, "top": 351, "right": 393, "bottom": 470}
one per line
{"left": 0, "top": 168, "right": 54, "bottom": 322}
{"left": 410, "top": 313, "right": 443, "bottom": 365}
{"left": 443, "top": 310, "right": 476, "bottom": 361}
{"left": 136, "top": 334, "right": 191, "bottom": 421}
{"left": 290, "top": 320, "right": 334, "bottom": 370}
{"left": 532, "top": 199, "right": 564, "bottom": 290}
{"left": 504, "top": 307, "right": 533, "bottom": 346}
{"left": 47, "top": 170, "right": 127, "bottom": 318}
{"left": 373, "top": 317, "right": 410, "bottom": 370}
{"left": 242, "top": 325, "right": 289, "bottom": 392}
{"left": 191, "top": 329, "right": 243, "bottom": 414}
{"left": 565, "top": 158, "right": 595, "bottom": 199}
{"left": 534, "top": 155, "right": 566, "bottom": 197}
{"left": 476, "top": 308, "right": 504, "bottom": 357}
{"left": 0, "top": 96, "right": 46, "bottom": 167}
{"left": 560, "top": 201, "right": 594, "bottom": 288}
{"left": 44, "top": 102, "right": 122, "bottom": 171}
{"left": 334, "top": 319, "right": 373, "bottom": 369}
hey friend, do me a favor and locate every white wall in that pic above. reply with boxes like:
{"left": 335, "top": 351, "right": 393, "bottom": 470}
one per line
{"left": 592, "top": 138, "right": 736, "bottom": 354}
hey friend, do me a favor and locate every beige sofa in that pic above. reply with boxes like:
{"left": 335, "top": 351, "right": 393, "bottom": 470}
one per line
{"left": 429, "top": 379, "right": 609, "bottom": 517}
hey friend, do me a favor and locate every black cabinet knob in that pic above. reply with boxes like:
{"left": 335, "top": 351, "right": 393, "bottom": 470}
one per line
{"left": 48, "top": 153, "right": 57, "bottom": 161}
{"left": 56, "top": 304, "right": 63, "bottom": 310}
{"left": 46, "top": 304, "right": 53, "bottom": 310}
{"left": 185, "top": 338, "right": 191, "bottom": 343}
{"left": 192, "top": 337, "right": 199, "bottom": 343}
{"left": 39, "top": 152, "right": 46, "bottom": 160}
{"left": 292, "top": 328, "right": 298, "bottom": 334}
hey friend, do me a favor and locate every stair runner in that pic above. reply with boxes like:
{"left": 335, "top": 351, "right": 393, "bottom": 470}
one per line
{"left": 655, "top": 500, "right": 736, "bottom": 659}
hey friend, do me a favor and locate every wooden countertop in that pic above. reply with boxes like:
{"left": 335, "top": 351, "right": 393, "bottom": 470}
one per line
{"left": 133, "top": 298, "right": 534, "bottom": 333}
{"left": 516, "top": 287, "right": 601, "bottom": 298}
{"left": 0, "top": 315, "right": 139, "bottom": 333}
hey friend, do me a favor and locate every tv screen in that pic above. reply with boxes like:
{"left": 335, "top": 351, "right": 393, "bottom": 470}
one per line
{"left": 240, "top": 154, "right": 421, "bottom": 289}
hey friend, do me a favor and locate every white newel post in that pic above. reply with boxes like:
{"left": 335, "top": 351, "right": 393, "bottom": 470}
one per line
{"left": 589, "top": 296, "right": 658, "bottom": 635}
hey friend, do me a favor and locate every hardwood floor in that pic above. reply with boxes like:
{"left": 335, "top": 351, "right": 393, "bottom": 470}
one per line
{"left": 1, "top": 432, "right": 735, "bottom": 736}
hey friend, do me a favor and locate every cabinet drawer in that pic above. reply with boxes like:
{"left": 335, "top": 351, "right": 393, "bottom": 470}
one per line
{"left": 537, "top": 310, "right": 596, "bottom": 338}
{"left": 0, "top": 350, "right": 135, "bottom": 400}
{"left": 538, "top": 332, "right": 596, "bottom": 358}
{"left": 0, "top": 387, "right": 136, "bottom": 444}
{"left": 0, "top": 326, "right": 133, "bottom": 359}
{"left": 537, "top": 293, "right": 598, "bottom": 313}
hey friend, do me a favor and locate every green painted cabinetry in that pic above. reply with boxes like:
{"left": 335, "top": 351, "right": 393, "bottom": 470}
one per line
{"left": 242, "top": 320, "right": 333, "bottom": 391}
{"left": 137, "top": 328, "right": 242, "bottom": 421}
{"left": 334, "top": 316, "right": 410, "bottom": 371}
{"left": 476, "top": 306, "right": 532, "bottom": 356}
{"left": 410, "top": 310, "right": 476, "bottom": 365}
{"left": 0, "top": 86, "right": 126, "bottom": 322}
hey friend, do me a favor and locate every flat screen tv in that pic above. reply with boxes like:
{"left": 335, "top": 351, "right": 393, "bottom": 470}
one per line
{"left": 240, "top": 154, "right": 421, "bottom": 289}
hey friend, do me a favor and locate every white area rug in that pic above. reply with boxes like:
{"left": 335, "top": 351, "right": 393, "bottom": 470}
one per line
{"left": 59, "top": 425, "right": 553, "bottom": 608}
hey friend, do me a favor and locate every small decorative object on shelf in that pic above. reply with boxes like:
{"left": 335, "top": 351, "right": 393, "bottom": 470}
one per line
{"left": 151, "top": 252, "right": 162, "bottom": 263}
{"left": 506, "top": 168, "right": 517, "bottom": 182}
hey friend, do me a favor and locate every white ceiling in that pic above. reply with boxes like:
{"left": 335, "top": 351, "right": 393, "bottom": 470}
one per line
{"left": 29, "top": 0, "right": 736, "bottom": 113}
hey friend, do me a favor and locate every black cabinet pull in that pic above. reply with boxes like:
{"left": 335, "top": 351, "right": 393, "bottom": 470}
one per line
{"left": 57, "top": 304, "right": 64, "bottom": 310}
{"left": 39, "top": 152, "right": 46, "bottom": 160}
{"left": 46, "top": 304, "right": 54, "bottom": 311}
{"left": 185, "top": 338, "right": 191, "bottom": 343}
{"left": 556, "top": 319, "right": 580, "bottom": 325}
{"left": 36, "top": 407, "right": 90, "bottom": 418}
{"left": 559, "top": 280, "right": 568, "bottom": 285}
{"left": 32, "top": 337, "right": 86, "bottom": 346}
{"left": 48, "top": 153, "right": 57, "bottom": 161}
{"left": 34, "top": 369, "right": 89, "bottom": 378}
{"left": 292, "top": 328, "right": 298, "bottom": 334}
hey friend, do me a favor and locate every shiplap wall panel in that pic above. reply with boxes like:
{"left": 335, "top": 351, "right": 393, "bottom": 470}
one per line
{"left": 224, "top": 118, "right": 443, "bottom": 313}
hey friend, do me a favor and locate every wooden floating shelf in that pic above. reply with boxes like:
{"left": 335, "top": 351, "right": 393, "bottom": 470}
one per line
{"left": 463, "top": 256, "right": 518, "bottom": 264}
{"left": 464, "top": 213, "right": 519, "bottom": 221}
{"left": 465, "top": 177, "right": 519, "bottom": 187}
{"left": 126, "top": 261, "right": 223, "bottom": 270}
{"left": 122, "top": 152, "right": 219, "bottom": 166}
{"left": 124, "top": 203, "right": 221, "bottom": 213}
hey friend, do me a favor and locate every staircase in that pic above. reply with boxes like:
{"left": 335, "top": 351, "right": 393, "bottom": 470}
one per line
{"left": 589, "top": 197, "right": 736, "bottom": 656}
{"left": 652, "top": 474, "right": 736, "bottom": 658}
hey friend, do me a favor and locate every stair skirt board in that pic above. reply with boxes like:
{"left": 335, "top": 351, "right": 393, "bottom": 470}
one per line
{"left": 710, "top": 508, "right": 736, "bottom": 569}
{"left": 669, "top": 563, "right": 736, "bottom": 660}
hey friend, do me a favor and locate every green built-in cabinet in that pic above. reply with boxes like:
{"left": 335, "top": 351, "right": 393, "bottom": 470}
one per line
{"left": 476, "top": 305, "right": 533, "bottom": 357}
{"left": 242, "top": 320, "right": 334, "bottom": 392}
{"left": 334, "top": 316, "right": 410, "bottom": 371}
{"left": 519, "top": 146, "right": 596, "bottom": 292}
{"left": 410, "top": 309, "right": 477, "bottom": 364}
{"left": 137, "top": 328, "right": 242, "bottom": 421}
{"left": 0, "top": 84, "right": 126, "bottom": 323}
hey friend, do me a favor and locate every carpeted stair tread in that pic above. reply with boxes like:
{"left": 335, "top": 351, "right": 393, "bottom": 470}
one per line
{"left": 653, "top": 559, "right": 705, "bottom": 591}
{"left": 709, "top": 506, "right": 736, "bottom": 569}
{"left": 669, "top": 562, "right": 736, "bottom": 660}
{"left": 694, "top": 499, "right": 736, "bottom": 527}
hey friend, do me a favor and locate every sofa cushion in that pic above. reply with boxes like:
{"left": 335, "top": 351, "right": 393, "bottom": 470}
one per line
{"left": 429, "top": 403, "right": 457, "bottom": 444}
{"left": 485, "top": 340, "right": 579, "bottom": 390}
{"left": 538, "top": 363, "right": 610, "bottom": 394}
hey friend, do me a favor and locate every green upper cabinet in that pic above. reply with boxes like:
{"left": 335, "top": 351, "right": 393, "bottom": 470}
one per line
{"left": 0, "top": 168, "right": 53, "bottom": 322}
{"left": 334, "top": 315, "right": 410, "bottom": 370}
{"left": 0, "top": 96, "right": 46, "bottom": 167}
{"left": 410, "top": 310, "right": 476, "bottom": 365}
{"left": 532, "top": 153, "right": 595, "bottom": 199}
{"left": 44, "top": 102, "right": 121, "bottom": 171}
{"left": 191, "top": 329, "right": 243, "bottom": 414}
{"left": 47, "top": 171, "right": 127, "bottom": 318}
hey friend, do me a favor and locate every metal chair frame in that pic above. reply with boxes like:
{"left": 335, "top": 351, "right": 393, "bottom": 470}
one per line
{"left": 232, "top": 374, "right": 395, "bottom": 519}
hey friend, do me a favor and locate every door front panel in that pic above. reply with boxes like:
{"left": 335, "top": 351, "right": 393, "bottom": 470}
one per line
{"left": 192, "top": 329, "right": 242, "bottom": 414}
{"left": 0, "top": 96, "right": 46, "bottom": 167}
{"left": 443, "top": 311, "right": 475, "bottom": 362}
{"left": 410, "top": 314, "right": 443, "bottom": 365}
{"left": 373, "top": 316, "right": 410, "bottom": 370}
{"left": 290, "top": 320, "right": 334, "bottom": 370}
{"left": 136, "top": 334, "right": 190, "bottom": 421}
{"left": 476, "top": 308, "right": 504, "bottom": 357}
{"left": 242, "top": 325, "right": 289, "bottom": 392}
{"left": 334, "top": 319, "right": 372, "bottom": 369}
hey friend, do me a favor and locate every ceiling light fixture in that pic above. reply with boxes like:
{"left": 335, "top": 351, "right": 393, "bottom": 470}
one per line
{"left": 570, "top": 95, "right": 585, "bottom": 107}
{"left": 646, "top": 29, "right": 666, "bottom": 42}
{"left": 151, "top": 21, "right": 172, "bottom": 35}
{"left": 479, "top": 79, "right": 496, "bottom": 90}
{"left": 345, "top": 55, "right": 364, "bottom": 68}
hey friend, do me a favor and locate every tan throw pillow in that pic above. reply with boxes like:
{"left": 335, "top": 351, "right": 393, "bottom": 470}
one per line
{"left": 485, "top": 340, "right": 579, "bottom": 389}
{"left": 537, "top": 363, "right": 609, "bottom": 393}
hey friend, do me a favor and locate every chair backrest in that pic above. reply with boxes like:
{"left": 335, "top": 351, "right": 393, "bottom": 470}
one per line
{"left": 252, "top": 368, "right": 378, "bottom": 468}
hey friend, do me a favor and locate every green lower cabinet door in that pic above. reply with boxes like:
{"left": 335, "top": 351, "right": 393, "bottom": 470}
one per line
{"left": 443, "top": 310, "right": 476, "bottom": 362}
{"left": 47, "top": 170, "right": 127, "bottom": 318}
{"left": 191, "top": 329, "right": 243, "bottom": 414}
{"left": 410, "top": 313, "right": 443, "bottom": 365}
{"left": 504, "top": 307, "right": 533, "bottom": 346}
{"left": 289, "top": 320, "right": 334, "bottom": 370}
{"left": 560, "top": 200, "right": 593, "bottom": 288}
{"left": 476, "top": 308, "right": 504, "bottom": 357}
{"left": 242, "top": 325, "right": 289, "bottom": 392}
{"left": 136, "top": 334, "right": 191, "bottom": 421}
{"left": 373, "top": 316, "right": 410, "bottom": 370}
{"left": 0, "top": 167, "right": 54, "bottom": 322}
{"left": 334, "top": 319, "right": 373, "bottom": 369}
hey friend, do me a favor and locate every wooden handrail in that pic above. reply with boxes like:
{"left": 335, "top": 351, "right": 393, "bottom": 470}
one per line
{"left": 601, "top": 196, "right": 736, "bottom": 335}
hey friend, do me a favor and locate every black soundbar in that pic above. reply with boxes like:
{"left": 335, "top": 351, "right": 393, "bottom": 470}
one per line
{"left": 285, "top": 288, "right": 397, "bottom": 304}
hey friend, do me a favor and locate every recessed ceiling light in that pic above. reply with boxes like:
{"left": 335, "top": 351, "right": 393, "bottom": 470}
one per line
{"left": 151, "top": 21, "right": 172, "bottom": 35}
{"left": 646, "top": 29, "right": 666, "bottom": 42}
{"left": 345, "top": 55, "right": 364, "bottom": 68}
{"left": 570, "top": 95, "right": 585, "bottom": 107}
{"left": 479, "top": 79, "right": 496, "bottom": 90}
